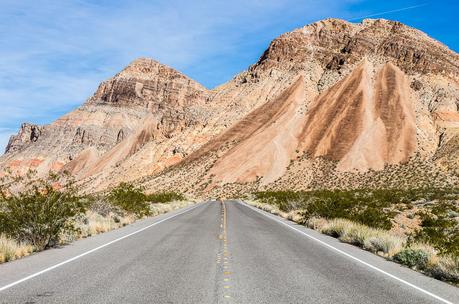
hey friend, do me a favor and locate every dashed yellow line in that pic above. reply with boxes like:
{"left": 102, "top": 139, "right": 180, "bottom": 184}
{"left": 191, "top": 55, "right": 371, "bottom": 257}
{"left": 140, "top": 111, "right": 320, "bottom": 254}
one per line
{"left": 218, "top": 200, "right": 234, "bottom": 300}
{"left": 222, "top": 201, "right": 227, "bottom": 240}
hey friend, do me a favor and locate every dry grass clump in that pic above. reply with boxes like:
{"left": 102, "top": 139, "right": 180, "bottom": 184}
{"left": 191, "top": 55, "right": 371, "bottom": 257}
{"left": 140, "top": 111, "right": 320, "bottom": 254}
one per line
{"left": 246, "top": 200, "right": 295, "bottom": 219}
{"left": 364, "top": 232, "right": 405, "bottom": 256}
{"left": 0, "top": 235, "right": 34, "bottom": 263}
{"left": 247, "top": 200, "right": 283, "bottom": 215}
{"left": 427, "top": 255, "right": 459, "bottom": 283}
{"left": 67, "top": 201, "right": 195, "bottom": 241}
{"left": 311, "top": 218, "right": 406, "bottom": 255}
{"left": 150, "top": 201, "right": 194, "bottom": 216}
{"left": 304, "top": 216, "right": 326, "bottom": 229}
{"left": 75, "top": 211, "right": 136, "bottom": 239}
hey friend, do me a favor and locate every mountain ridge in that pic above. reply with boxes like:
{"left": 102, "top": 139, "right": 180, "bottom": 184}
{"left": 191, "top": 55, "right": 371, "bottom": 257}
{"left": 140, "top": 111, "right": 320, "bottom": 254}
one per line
{"left": 2, "top": 18, "right": 459, "bottom": 196}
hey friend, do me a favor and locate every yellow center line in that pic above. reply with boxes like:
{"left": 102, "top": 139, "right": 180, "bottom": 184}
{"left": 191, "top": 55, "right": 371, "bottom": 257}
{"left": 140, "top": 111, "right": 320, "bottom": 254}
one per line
{"left": 223, "top": 201, "right": 227, "bottom": 239}
{"left": 220, "top": 200, "right": 234, "bottom": 300}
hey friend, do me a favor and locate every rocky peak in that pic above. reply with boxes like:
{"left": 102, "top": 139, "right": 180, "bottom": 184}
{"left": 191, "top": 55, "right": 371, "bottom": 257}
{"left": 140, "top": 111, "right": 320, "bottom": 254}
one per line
{"left": 5, "top": 123, "right": 44, "bottom": 154}
{"left": 117, "top": 57, "right": 188, "bottom": 80}
{"left": 87, "top": 57, "right": 208, "bottom": 109}
{"left": 249, "top": 18, "right": 459, "bottom": 79}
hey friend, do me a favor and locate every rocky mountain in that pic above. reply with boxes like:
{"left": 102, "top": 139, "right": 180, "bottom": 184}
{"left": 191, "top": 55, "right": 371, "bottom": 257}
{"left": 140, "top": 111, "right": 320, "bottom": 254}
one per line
{"left": 2, "top": 18, "right": 459, "bottom": 196}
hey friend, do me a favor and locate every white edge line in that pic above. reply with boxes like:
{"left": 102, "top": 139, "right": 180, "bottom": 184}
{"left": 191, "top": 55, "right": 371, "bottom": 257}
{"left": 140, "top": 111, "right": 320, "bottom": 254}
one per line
{"left": 0, "top": 203, "right": 203, "bottom": 293}
{"left": 238, "top": 201, "right": 456, "bottom": 304}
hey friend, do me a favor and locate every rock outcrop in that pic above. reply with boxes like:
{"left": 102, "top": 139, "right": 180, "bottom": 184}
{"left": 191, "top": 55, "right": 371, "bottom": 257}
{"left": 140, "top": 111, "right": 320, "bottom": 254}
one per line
{"left": 1, "top": 18, "right": 459, "bottom": 195}
{"left": 5, "top": 123, "right": 43, "bottom": 154}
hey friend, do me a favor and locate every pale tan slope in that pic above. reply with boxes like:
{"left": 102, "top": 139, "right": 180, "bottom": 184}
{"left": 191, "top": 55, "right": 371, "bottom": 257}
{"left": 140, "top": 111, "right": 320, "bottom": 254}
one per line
{"left": 0, "top": 105, "right": 147, "bottom": 177}
{"left": 208, "top": 77, "right": 306, "bottom": 185}
{"left": 62, "top": 147, "right": 100, "bottom": 177}
{"left": 298, "top": 61, "right": 416, "bottom": 172}
{"left": 67, "top": 114, "right": 161, "bottom": 179}
{"left": 300, "top": 61, "right": 369, "bottom": 163}
{"left": 83, "top": 70, "right": 305, "bottom": 191}
{"left": 373, "top": 62, "right": 417, "bottom": 164}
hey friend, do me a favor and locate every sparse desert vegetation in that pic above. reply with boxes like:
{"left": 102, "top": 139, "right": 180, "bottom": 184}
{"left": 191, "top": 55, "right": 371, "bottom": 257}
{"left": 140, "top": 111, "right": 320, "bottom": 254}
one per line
{"left": 0, "top": 235, "right": 34, "bottom": 263}
{"left": 0, "top": 172, "right": 191, "bottom": 264}
{"left": 247, "top": 188, "right": 459, "bottom": 285}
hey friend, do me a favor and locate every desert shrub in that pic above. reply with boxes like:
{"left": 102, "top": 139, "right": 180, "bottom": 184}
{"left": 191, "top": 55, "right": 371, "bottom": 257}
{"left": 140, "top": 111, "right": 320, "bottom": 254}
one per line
{"left": 88, "top": 195, "right": 122, "bottom": 217}
{"left": 249, "top": 200, "right": 458, "bottom": 284}
{"left": 303, "top": 193, "right": 394, "bottom": 229}
{"left": 253, "top": 188, "right": 459, "bottom": 230}
{"left": 414, "top": 201, "right": 459, "bottom": 256}
{"left": 252, "top": 191, "right": 295, "bottom": 209}
{"left": 254, "top": 190, "right": 394, "bottom": 229}
{"left": 393, "top": 248, "right": 429, "bottom": 269}
{"left": 107, "top": 183, "right": 150, "bottom": 217}
{"left": 425, "top": 255, "right": 459, "bottom": 284}
{"left": 145, "top": 192, "right": 185, "bottom": 203}
{"left": 0, "top": 175, "right": 87, "bottom": 250}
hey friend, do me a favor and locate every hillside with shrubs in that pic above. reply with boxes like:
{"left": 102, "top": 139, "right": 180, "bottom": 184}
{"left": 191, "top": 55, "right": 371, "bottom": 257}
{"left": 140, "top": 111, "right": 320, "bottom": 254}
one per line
{"left": 0, "top": 171, "right": 191, "bottom": 263}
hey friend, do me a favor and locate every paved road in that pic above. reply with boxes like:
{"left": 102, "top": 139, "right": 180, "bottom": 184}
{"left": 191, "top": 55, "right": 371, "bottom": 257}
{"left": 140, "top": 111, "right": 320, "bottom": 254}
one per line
{"left": 0, "top": 201, "right": 457, "bottom": 303}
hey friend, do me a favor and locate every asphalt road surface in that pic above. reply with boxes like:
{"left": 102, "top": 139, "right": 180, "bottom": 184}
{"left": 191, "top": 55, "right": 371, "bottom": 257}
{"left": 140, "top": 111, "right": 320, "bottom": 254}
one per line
{"left": 0, "top": 200, "right": 458, "bottom": 304}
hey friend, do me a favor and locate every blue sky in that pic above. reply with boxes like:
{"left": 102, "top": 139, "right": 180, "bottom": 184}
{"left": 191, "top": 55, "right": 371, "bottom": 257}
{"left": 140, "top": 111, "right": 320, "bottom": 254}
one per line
{"left": 0, "top": 0, "right": 458, "bottom": 152}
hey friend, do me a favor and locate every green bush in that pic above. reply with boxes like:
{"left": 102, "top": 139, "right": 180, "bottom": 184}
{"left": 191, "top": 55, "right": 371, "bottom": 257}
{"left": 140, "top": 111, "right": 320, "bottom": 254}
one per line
{"left": 145, "top": 192, "right": 185, "bottom": 203}
{"left": 107, "top": 183, "right": 150, "bottom": 217}
{"left": 88, "top": 195, "right": 121, "bottom": 217}
{"left": 393, "top": 249, "right": 429, "bottom": 269}
{"left": 415, "top": 202, "right": 459, "bottom": 256}
{"left": 254, "top": 190, "right": 395, "bottom": 229}
{"left": 0, "top": 176, "right": 87, "bottom": 250}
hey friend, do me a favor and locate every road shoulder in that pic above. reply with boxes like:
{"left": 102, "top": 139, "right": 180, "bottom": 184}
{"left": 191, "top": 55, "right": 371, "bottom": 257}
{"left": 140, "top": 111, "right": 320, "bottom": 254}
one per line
{"left": 237, "top": 200, "right": 459, "bottom": 304}
{"left": 0, "top": 202, "right": 204, "bottom": 290}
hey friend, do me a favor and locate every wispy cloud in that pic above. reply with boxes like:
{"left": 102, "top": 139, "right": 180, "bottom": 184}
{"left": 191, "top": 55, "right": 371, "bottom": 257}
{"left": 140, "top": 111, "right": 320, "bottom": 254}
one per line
{"left": 347, "top": 3, "right": 428, "bottom": 21}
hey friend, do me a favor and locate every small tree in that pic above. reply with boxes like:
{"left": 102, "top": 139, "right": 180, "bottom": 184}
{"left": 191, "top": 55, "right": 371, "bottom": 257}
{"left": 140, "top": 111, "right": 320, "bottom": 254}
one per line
{"left": 0, "top": 173, "right": 87, "bottom": 250}
{"left": 107, "top": 183, "right": 150, "bottom": 217}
